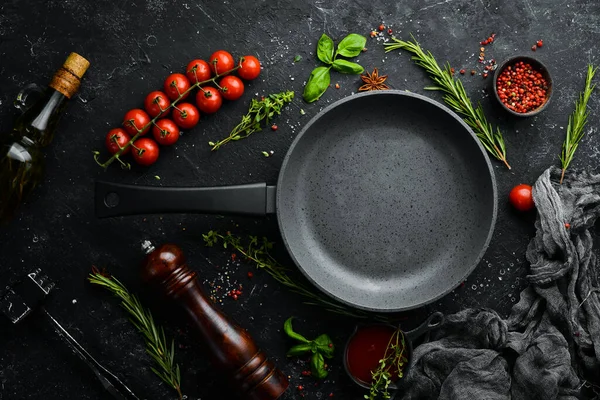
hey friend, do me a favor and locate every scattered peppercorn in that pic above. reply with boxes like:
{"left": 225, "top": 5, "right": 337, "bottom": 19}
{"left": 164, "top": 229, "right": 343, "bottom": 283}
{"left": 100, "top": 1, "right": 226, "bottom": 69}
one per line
{"left": 301, "top": 370, "right": 311, "bottom": 376}
{"left": 247, "top": 271, "right": 254, "bottom": 278}
{"left": 335, "top": 83, "right": 340, "bottom": 89}
{"left": 460, "top": 69, "right": 465, "bottom": 74}
{"left": 271, "top": 124, "right": 278, "bottom": 131}
{"left": 471, "top": 70, "right": 476, "bottom": 76}
{"left": 565, "top": 223, "right": 571, "bottom": 229}
{"left": 370, "top": 31, "right": 377, "bottom": 38}
{"left": 329, "top": 393, "right": 334, "bottom": 398}
{"left": 387, "top": 28, "right": 393, "bottom": 34}
{"left": 297, "top": 385, "right": 305, "bottom": 391}
{"left": 450, "top": 67, "right": 455, "bottom": 75}
{"left": 378, "top": 24, "right": 385, "bottom": 31}
{"left": 536, "top": 39, "right": 543, "bottom": 48}
{"left": 531, "top": 45, "right": 537, "bottom": 51}
{"left": 483, "top": 73, "right": 488, "bottom": 78}
{"left": 496, "top": 61, "right": 549, "bottom": 113}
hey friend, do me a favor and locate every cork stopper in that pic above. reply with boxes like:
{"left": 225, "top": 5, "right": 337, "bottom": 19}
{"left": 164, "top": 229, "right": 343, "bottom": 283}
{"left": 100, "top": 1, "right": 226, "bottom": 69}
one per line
{"left": 49, "top": 52, "right": 90, "bottom": 98}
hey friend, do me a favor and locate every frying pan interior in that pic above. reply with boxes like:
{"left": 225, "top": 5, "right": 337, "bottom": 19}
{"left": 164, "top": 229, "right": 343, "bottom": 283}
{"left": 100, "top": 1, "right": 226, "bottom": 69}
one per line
{"left": 276, "top": 91, "right": 496, "bottom": 312}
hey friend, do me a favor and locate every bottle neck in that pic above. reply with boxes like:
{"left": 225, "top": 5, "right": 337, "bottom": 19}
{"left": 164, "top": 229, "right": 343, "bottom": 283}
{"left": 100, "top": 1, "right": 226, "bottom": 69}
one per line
{"left": 30, "top": 90, "right": 67, "bottom": 132}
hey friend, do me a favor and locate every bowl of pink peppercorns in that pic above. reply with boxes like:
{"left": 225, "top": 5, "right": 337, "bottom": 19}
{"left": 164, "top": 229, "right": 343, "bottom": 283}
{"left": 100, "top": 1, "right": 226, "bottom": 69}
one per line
{"left": 493, "top": 55, "right": 553, "bottom": 117}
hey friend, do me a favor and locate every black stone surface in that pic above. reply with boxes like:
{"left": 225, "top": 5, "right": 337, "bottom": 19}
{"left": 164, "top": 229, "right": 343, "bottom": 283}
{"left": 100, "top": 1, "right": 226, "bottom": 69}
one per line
{"left": 1, "top": 0, "right": 599, "bottom": 399}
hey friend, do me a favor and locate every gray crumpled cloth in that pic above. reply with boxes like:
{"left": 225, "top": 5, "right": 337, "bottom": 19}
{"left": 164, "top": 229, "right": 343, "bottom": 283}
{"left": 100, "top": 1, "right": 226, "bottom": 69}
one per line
{"left": 399, "top": 166, "right": 600, "bottom": 400}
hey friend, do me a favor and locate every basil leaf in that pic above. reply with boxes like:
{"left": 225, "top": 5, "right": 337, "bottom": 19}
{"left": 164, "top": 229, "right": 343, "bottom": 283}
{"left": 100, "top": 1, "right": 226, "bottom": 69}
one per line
{"left": 287, "top": 343, "right": 313, "bottom": 357}
{"left": 336, "top": 33, "right": 367, "bottom": 58}
{"left": 310, "top": 353, "right": 328, "bottom": 379}
{"left": 283, "top": 317, "right": 310, "bottom": 343}
{"left": 314, "top": 334, "right": 335, "bottom": 358}
{"left": 332, "top": 59, "right": 364, "bottom": 74}
{"left": 303, "top": 66, "right": 331, "bottom": 103}
{"left": 317, "top": 33, "right": 334, "bottom": 64}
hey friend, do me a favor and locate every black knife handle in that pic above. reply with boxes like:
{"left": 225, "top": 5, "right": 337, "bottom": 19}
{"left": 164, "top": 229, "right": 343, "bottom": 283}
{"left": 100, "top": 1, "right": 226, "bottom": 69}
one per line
{"left": 95, "top": 181, "right": 277, "bottom": 218}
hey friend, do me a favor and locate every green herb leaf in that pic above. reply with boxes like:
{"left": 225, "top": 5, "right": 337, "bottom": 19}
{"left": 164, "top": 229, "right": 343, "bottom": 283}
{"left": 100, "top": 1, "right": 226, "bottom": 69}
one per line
{"left": 287, "top": 343, "right": 313, "bottom": 356}
{"left": 310, "top": 352, "right": 328, "bottom": 379}
{"left": 336, "top": 33, "right": 367, "bottom": 58}
{"left": 317, "top": 34, "right": 335, "bottom": 64}
{"left": 88, "top": 271, "right": 183, "bottom": 399}
{"left": 303, "top": 66, "right": 331, "bottom": 103}
{"left": 294, "top": 55, "right": 303, "bottom": 63}
{"left": 332, "top": 59, "right": 364, "bottom": 74}
{"left": 283, "top": 317, "right": 310, "bottom": 343}
{"left": 314, "top": 334, "right": 335, "bottom": 358}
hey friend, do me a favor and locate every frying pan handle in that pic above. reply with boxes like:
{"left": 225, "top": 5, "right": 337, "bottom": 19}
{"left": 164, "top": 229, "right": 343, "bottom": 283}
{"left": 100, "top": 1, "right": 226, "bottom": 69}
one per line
{"left": 404, "top": 311, "right": 444, "bottom": 341}
{"left": 95, "top": 181, "right": 277, "bottom": 218}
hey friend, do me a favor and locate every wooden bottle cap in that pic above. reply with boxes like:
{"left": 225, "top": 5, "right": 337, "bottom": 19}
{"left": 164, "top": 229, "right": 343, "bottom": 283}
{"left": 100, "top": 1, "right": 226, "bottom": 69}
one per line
{"left": 63, "top": 52, "right": 90, "bottom": 79}
{"left": 49, "top": 52, "right": 90, "bottom": 99}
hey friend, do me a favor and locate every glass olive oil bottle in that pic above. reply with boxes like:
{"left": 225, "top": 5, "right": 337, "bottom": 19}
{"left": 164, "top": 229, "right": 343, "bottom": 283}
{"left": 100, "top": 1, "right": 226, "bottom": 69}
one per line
{"left": 0, "top": 52, "right": 89, "bottom": 222}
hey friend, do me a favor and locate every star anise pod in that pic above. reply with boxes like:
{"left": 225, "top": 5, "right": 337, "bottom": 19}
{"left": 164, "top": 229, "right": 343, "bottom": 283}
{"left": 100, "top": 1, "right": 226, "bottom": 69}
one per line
{"left": 358, "top": 68, "right": 389, "bottom": 91}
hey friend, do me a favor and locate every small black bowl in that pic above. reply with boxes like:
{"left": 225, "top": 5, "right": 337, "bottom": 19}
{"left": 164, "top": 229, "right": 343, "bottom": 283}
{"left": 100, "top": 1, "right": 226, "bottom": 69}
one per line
{"left": 493, "top": 55, "right": 553, "bottom": 117}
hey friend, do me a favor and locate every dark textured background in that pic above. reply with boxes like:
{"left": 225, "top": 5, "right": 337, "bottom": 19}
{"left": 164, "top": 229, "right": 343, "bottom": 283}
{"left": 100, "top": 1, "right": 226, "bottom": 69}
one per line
{"left": 1, "top": 0, "right": 599, "bottom": 399}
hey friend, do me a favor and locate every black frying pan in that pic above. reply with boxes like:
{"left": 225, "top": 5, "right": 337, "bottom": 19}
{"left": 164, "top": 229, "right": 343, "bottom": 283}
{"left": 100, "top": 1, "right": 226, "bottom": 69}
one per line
{"left": 95, "top": 91, "right": 497, "bottom": 312}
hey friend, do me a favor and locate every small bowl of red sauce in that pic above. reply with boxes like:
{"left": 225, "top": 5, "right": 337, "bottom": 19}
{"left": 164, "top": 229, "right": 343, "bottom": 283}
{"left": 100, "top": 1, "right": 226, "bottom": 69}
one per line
{"left": 493, "top": 55, "right": 552, "bottom": 117}
{"left": 343, "top": 312, "right": 444, "bottom": 392}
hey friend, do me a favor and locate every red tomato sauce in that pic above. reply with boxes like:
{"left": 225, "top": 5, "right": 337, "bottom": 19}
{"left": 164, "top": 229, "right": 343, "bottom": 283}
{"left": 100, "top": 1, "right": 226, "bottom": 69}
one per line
{"left": 345, "top": 324, "right": 402, "bottom": 385}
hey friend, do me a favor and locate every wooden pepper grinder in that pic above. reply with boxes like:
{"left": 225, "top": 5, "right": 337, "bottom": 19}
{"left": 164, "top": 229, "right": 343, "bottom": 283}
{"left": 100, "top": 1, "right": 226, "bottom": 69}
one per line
{"left": 140, "top": 241, "right": 289, "bottom": 400}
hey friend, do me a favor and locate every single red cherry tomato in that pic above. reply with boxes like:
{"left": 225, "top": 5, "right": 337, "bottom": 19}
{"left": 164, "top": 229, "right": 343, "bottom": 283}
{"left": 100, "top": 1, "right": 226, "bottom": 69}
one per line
{"left": 209, "top": 50, "right": 235, "bottom": 76}
{"left": 123, "top": 109, "right": 151, "bottom": 135}
{"left": 219, "top": 75, "right": 244, "bottom": 101}
{"left": 509, "top": 184, "right": 534, "bottom": 212}
{"left": 144, "top": 91, "right": 171, "bottom": 118}
{"left": 164, "top": 73, "right": 191, "bottom": 101}
{"left": 238, "top": 55, "right": 261, "bottom": 80}
{"left": 105, "top": 128, "right": 131, "bottom": 155}
{"left": 131, "top": 138, "right": 160, "bottom": 166}
{"left": 152, "top": 118, "right": 180, "bottom": 146}
{"left": 186, "top": 59, "right": 212, "bottom": 83}
{"left": 172, "top": 103, "right": 200, "bottom": 129}
{"left": 196, "top": 87, "right": 223, "bottom": 114}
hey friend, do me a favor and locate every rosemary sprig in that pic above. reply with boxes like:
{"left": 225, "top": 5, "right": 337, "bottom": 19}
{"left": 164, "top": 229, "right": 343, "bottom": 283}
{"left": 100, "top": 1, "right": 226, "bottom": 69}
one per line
{"left": 209, "top": 91, "right": 295, "bottom": 151}
{"left": 559, "top": 64, "right": 597, "bottom": 184}
{"left": 365, "top": 329, "right": 407, "bottom": 400}
{"left": 202, "top": 230, "right": 381, "bottom": 320}
{"left": 384, "top": 35, "right": 510, "bottom": 169}
{"left": 88, "top": 270, "right": 183, "bottom": 400}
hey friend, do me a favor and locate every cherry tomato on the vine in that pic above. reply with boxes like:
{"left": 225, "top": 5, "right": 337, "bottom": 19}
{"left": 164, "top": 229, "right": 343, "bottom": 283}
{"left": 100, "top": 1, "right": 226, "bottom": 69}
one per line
{"left": 131, "top": 138, "right": 160, "bottom": 166}
{"left": 164, "top": 73, "right": 191, "bottom": 101}
{"left": 123, "top": 109, "right": 151, "bottom": 135}
{"left": 509, "top": 184, "right": 534, "bottom": 212}
{"left": 152, "top": 119, "right": 180, "bottom": 146}
{"left": 172, "top": 103, "right": 200, "bottom": 129}
{"left": 209, "top": 50, "right": 235, "bottom": 76}
{"left": 196, "top": 87, "right": 223, "bottom": 114}
{"left": 144, "top": 91, "right": 171, "bottom": 118}
{"left": 219, "top": 76, "right": 245, "bottom": 101}
{"left": 105, "top": 128, "right": 131, "bottom": 155}
{"left": 186, "top": 59, "right": 212, "bottom": 84}
{"left": 238, "top": 55, "right": 261, "bottom": 80}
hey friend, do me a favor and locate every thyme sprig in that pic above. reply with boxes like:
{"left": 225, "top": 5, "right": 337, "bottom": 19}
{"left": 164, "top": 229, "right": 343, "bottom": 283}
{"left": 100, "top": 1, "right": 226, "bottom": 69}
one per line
{"left": 365, "top": 329, "right": 408, "bottom": 400}
{"left": 202, "top": 230, "right": 378, "bottom": 319}
{"left": 88, "top": 270, "right": 182, "bottom": 400}
{"left": 208, "top": 91, "right": 295, "bottom": 151}
{"left": 384, "top": 35, "right": 510, "bottom": 169}
{"left": 559, "top": 64, "right": 597, "bottom": 184}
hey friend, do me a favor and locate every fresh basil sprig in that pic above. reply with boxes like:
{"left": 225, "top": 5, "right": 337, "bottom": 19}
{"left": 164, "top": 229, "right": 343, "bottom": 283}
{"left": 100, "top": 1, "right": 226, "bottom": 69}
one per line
{"left": 283, "top": 317, "right": 334, "bottom": 379}
{"left": 303, "top": 33, "right": 366, "bottom": 103}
